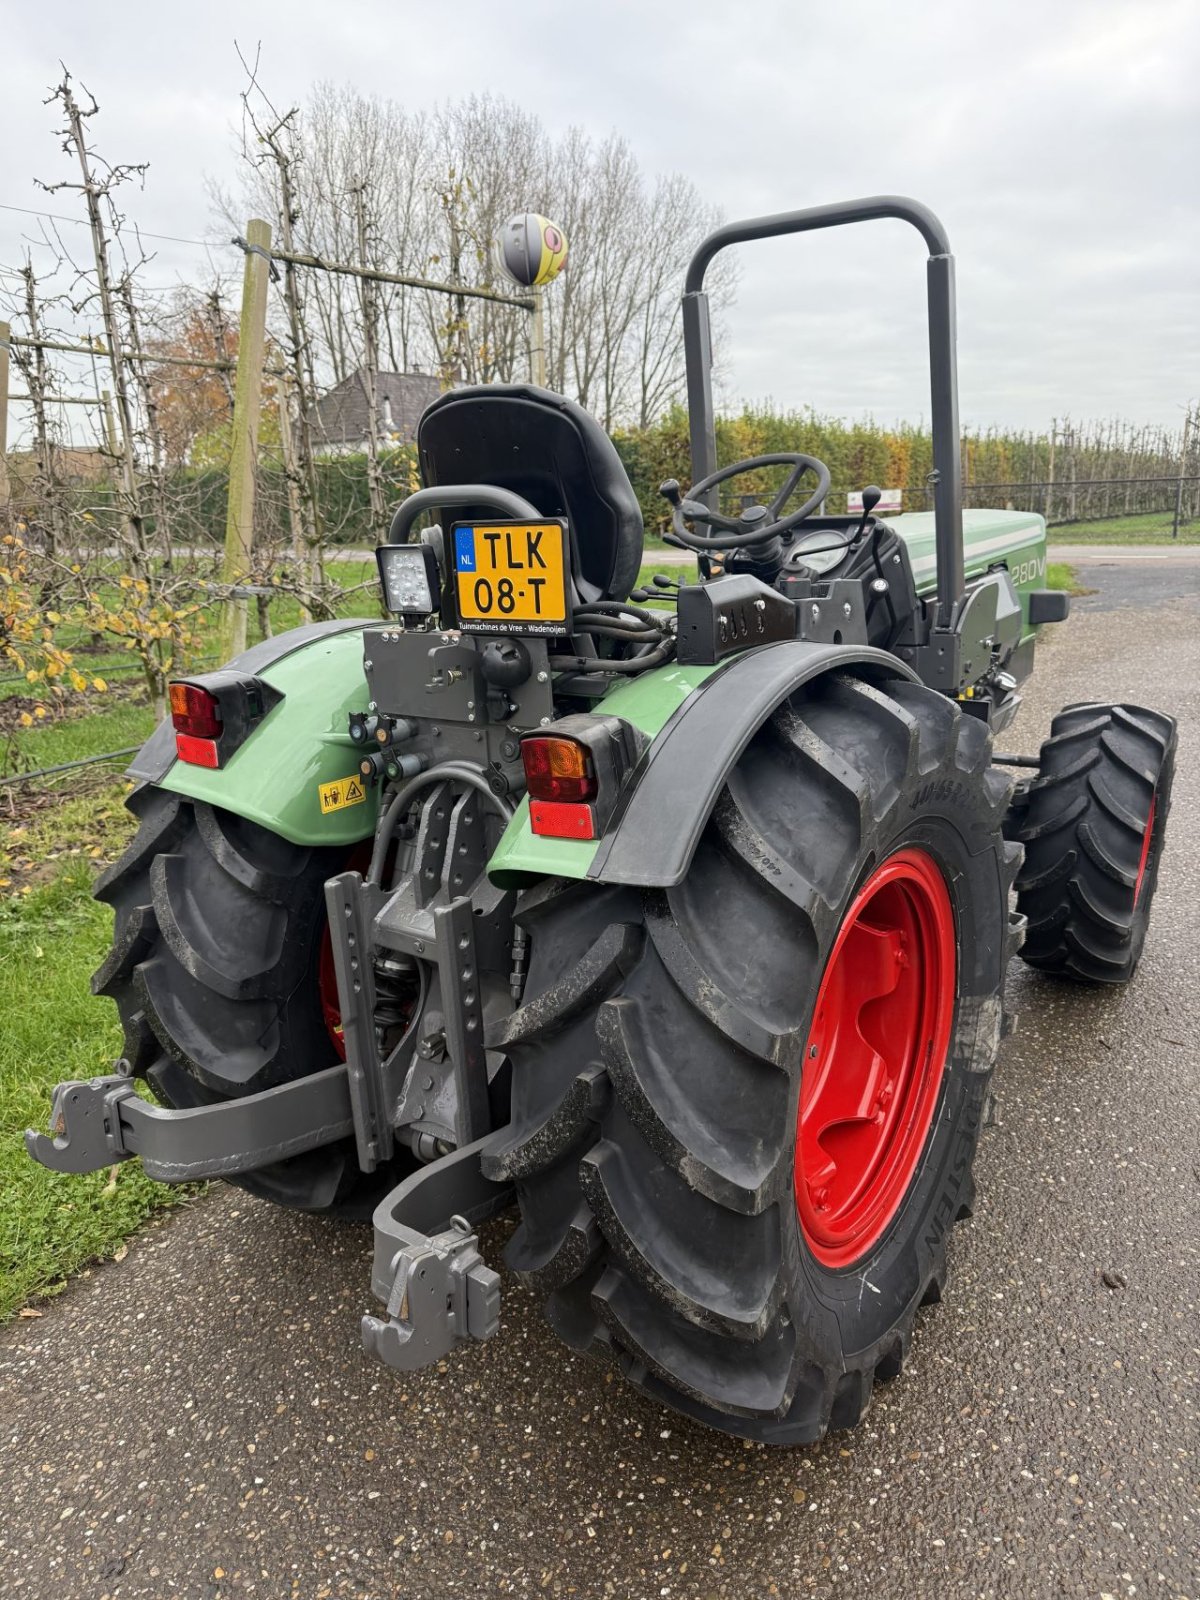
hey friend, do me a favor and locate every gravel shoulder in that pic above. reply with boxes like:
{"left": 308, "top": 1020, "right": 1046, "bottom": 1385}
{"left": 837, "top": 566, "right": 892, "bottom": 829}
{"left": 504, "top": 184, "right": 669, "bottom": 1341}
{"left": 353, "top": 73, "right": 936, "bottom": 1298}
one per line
{"left": 1, "top": 566, "right": 1197, "bottom": 1600}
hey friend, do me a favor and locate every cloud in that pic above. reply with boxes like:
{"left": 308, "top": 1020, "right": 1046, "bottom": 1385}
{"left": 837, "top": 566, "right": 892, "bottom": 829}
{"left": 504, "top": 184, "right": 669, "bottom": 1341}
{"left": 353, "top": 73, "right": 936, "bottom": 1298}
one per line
{"left": 2, "top": 0, "right": 1195, "bottom": 432}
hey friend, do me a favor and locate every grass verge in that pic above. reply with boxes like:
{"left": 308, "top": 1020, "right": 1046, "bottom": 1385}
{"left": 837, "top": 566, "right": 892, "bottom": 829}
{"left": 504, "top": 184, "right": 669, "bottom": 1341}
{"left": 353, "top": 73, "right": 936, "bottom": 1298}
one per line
{"left": 1048, "top": 512, "right": 1198, "bottom": 544}
{"left": 1047, "top": 561, "right": 1085, "bottom": 595}
{"left": 0, "top": 846, "right": 195, "bottom": 1322}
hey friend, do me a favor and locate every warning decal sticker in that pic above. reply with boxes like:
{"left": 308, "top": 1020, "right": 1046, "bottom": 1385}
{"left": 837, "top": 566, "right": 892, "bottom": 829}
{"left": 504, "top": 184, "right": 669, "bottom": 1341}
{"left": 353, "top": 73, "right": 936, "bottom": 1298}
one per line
{"left": 318, "top": 774, "right": 367, "bottom": 814}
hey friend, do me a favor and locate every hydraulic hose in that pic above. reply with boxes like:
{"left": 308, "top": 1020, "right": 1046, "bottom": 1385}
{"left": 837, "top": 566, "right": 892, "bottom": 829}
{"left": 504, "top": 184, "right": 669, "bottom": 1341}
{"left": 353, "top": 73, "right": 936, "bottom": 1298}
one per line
{"left": 366, "top": 761, "right": 515, "bottom": 887}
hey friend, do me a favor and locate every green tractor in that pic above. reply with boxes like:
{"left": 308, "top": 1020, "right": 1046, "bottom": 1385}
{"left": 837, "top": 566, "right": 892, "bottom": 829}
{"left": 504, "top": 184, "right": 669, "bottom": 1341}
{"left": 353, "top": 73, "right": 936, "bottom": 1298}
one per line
{"left": 29, "top": 196, "right": 1176, "bottom": 1444}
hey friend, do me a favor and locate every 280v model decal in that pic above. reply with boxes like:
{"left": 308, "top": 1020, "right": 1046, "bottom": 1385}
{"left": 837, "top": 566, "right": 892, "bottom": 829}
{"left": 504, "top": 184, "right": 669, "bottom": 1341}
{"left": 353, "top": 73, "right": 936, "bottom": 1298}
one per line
{"left": 1007, "top": 554, "right": 1047, "bottom": 588}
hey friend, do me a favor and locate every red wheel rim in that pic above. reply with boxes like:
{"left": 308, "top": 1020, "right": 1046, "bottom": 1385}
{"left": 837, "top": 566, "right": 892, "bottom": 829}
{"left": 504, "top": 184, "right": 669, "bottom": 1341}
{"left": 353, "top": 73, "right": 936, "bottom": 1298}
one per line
{"left": 794, "top": 848, "right": 956, "bottom": 1270}
{"left": 1134, "top": 795, "right": 1157, "bottom": 906}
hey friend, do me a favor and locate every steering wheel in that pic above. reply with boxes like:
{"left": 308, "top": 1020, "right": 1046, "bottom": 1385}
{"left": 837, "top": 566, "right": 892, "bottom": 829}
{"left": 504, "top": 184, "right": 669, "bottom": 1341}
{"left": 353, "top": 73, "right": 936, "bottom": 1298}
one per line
{"left": 659, "top": 452, "right": 832, "bottom": 550}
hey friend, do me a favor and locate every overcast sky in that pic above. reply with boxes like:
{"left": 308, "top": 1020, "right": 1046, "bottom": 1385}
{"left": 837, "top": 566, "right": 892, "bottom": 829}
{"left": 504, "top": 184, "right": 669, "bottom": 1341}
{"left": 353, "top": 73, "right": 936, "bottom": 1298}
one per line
{"left": 2, "top": 0, "right": 1196, "bottom": 438}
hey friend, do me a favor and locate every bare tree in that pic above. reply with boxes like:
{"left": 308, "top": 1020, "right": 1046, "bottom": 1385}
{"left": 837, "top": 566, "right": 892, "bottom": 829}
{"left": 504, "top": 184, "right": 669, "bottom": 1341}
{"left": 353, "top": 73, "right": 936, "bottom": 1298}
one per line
{"left": 219, "top": 77, "right": 733, "bottom": 429}
{"left": 11, "top": 260, "right": 69, "bottom": 575}
{"left": 234, "top": 54, "right": 328, "bottom": 611}
{"left": 352, "top": 175, "right": 386, "bottom": 529}
{"left": 42, "top": 72, "right": 153, "bottom": 582}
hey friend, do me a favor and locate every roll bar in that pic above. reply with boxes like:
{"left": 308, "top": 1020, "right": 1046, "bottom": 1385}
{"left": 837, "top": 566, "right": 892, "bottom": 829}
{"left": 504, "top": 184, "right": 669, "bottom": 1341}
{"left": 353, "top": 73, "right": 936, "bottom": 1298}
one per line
{"left": 387, "top": 484, "right": 541, "bottom": 545}
{"left": 682, "top": 195, "right": 964, "bottom": 621}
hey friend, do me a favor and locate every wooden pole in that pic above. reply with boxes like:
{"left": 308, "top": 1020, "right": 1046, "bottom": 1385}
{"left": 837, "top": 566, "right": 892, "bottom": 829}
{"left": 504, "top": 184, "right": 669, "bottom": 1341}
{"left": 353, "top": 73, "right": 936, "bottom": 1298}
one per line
{"left": 220, "top": 218, "right": 272, "bottom": 661}
{"left": 0, "top": 321, "right": 11, "bottom": 535}
{"left": 1172, "top": 411, "right": 1190, "bottom": 540}
{"left": 265, "top": 246, "right": 533, "bottom": 310}
{"left": 9, "top": 330, "right": 284, "bottom": 379}
{"left": 529, "top": 288, "right": 547, "bottom": 388}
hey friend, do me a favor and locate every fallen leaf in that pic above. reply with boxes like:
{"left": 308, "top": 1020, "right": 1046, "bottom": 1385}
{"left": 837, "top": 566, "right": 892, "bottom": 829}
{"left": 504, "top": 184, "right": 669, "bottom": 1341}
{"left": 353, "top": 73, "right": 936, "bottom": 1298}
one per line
{"left": 18, "top": 1307, "right": 43, "bottom": 1319}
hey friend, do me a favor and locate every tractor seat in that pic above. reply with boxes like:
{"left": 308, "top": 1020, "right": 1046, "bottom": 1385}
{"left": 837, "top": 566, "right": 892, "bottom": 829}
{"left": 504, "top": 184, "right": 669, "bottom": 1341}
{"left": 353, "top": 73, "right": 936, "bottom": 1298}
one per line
{"left": 417, "top": 384, "right": 645, "bottom": 604}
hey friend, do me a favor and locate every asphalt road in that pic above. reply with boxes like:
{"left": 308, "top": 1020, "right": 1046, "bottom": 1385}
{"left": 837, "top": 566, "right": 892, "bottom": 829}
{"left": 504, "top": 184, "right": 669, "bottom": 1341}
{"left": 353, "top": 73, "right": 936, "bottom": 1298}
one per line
{"left": 2, "top": 558, "right": 1197, "bottom": 1600}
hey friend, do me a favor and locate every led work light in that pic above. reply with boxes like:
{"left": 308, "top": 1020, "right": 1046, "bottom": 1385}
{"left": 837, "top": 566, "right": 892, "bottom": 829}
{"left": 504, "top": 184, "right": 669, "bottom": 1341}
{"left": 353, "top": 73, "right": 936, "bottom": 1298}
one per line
{"left": 376, "top": 543, "right": 441, "bottom": 617}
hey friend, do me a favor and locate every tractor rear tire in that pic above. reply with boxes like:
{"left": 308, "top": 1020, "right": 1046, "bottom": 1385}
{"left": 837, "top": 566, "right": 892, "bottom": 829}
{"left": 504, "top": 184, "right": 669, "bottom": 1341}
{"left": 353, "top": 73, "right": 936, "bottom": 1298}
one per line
{"left": 93, "top": 785, "right": 405, "bottom": 1215}
{"left": 1009, "top": 702, "right": 1176, "bottom": 984}
{"left": 485, "top": 670, "right": 1022, "bottom": 1443}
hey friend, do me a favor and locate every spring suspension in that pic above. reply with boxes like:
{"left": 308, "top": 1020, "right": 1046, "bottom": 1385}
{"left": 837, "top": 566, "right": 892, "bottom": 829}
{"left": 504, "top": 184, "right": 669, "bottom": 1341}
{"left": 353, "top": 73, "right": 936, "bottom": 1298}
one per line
{"left": 374, "top": 954, "right": 420, "bottom": 1052}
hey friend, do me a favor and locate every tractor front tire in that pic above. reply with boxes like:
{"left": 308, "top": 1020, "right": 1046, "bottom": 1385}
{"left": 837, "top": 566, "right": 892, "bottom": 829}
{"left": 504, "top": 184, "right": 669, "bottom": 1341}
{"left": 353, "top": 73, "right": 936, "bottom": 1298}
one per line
{"left": 93, "top": 786, "right": 401, "bottom": 1215}
{"left": 486, "top": 670, "right": 1021, "bottom": 1443}
{"left": 1010, "top": 702, "right": 1176, "bottom": 984}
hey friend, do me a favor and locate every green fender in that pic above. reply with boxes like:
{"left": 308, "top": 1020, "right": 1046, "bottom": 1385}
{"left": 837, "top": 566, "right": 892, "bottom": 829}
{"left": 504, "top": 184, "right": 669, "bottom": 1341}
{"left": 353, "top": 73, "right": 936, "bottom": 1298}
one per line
{"left": 488, "top": 510, "right": 1055, "bottom": 887}
{"left": 150, "top": 624, "right": 712, "bottom": 864}
{"left": 150, "top": 510, "right": 1052, "bottom": 866}
{"left": 488, "top": 661, "right": 721, "bottom": 885}
{"left": 156, "top": 624, "right": 380, "bottom": 847}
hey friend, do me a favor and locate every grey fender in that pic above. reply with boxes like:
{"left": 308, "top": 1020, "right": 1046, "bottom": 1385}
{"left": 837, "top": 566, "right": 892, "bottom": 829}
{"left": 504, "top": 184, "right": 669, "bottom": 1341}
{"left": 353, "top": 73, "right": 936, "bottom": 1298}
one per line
{"left": 586, "top": 640, "right": 919, "bottom": 888}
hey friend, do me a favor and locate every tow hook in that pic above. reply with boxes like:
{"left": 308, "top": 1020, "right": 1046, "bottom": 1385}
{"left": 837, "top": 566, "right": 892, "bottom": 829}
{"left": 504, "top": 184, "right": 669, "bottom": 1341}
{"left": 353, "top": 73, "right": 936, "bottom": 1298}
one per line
{"left": 362, "top": 1133, "right": 513, "bottom": 1374}
{"left": 362, "top": 1215, "right": 500, "bottom": 1372}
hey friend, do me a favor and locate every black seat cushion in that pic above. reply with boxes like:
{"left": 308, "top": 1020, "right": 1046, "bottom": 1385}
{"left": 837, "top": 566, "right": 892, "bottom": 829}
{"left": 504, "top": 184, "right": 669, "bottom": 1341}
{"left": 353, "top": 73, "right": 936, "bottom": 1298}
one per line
{"left": 417, "top": 384, "right": 644, "bottom": 604}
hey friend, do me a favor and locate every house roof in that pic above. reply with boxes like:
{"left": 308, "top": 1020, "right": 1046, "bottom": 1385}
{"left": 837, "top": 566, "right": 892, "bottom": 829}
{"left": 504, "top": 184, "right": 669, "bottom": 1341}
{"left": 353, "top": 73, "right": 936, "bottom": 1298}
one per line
{"left": 311, "top": 369, "right": 443, "bottom": 448}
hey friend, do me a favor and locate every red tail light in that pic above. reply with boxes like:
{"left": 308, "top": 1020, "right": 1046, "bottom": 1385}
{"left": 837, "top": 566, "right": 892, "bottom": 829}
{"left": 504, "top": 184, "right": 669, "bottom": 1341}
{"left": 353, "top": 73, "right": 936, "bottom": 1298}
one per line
{"left": 170, "top": 682, "right": 222, "bottom": 740}
{"left": 531, "top": 800, "right": 596, "bottom": 839}
{"left": 521, "top": 737, "right": 598, "bottom": 804}
{"left": 521, "top": 717, "right": 645, "bottom": 843}
{"left": 170, "top": 681, "right": 222, "bottom": 766}
{"left": 165, "top": 671, "right": 280, "bottom": 770}
{"left": 174, "top": 732, "right": 221, "bottom": 768}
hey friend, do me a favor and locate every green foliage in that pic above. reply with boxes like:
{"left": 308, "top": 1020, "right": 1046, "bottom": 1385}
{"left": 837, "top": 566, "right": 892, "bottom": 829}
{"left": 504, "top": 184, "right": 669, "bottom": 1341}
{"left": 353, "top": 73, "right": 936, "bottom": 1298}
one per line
{"left": 191, "top": 404, "right": 283, "bottom": 470}
{"left": 612, "top": 406, "right": 1194, "bottom": 540}
{"left": 1045, "top": 562, "right": 1083, "bottom": 594}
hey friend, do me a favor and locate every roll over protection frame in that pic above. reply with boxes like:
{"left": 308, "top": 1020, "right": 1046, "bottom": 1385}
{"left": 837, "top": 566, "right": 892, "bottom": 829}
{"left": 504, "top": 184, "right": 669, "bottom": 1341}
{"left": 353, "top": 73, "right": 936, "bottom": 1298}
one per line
{"left": 681, "top": 195, "right": 965, "bottom": 627}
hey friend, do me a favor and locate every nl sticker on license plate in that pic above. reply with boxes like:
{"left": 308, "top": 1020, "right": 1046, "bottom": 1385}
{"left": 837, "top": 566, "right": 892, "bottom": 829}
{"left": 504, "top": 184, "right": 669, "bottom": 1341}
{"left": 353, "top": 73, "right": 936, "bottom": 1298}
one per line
{"left": 452, "top": 520, "right": 570, "bottom": 635}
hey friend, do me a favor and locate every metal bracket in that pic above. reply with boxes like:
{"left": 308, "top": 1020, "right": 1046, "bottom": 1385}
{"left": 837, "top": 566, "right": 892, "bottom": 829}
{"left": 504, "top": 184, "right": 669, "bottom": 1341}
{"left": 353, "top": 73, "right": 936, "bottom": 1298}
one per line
{"left": 792, "top": 577, "right": 871, "bottom": 647}
{"left": 25, "top": 1065, "right": 354, "bottom": 1183}
{"left": 24, "top": 1073, "right": 140, "bottom": 1174}
{"left": 362, "top": 1134, "right": 513, "bottom": 1374}
{"left": 324, "top": 871, "right": 392, "bottom": 1173}
{"left": 231, "top": 233, "right": 281, "bottom": 281}
{"left": 433, "top": 894, "right": 491, "bottom": 1145}
{"left": 908, "top": 623, "right": 963, "bottom": 695}
{"left": 909, "top": 569, "right": 1022, "bottom": 695}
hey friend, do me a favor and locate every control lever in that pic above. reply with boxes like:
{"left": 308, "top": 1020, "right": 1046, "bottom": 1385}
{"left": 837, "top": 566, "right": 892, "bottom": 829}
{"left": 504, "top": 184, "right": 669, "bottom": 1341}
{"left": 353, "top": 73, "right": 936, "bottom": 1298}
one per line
{"left": 855, "top": 484, "right": 883, "bottom": 541}
{"left": 629, "top": 573, "right": 682, "bottom": 605}
{"left": 656, "top": 480, "right": 693, "bottom": 550}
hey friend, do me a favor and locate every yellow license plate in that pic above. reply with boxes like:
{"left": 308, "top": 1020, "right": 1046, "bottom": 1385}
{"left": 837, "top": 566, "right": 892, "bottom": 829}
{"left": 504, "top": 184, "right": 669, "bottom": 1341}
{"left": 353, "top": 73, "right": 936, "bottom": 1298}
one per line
{"left": 452, "top": 520, "right": 570, "bottom": 635}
